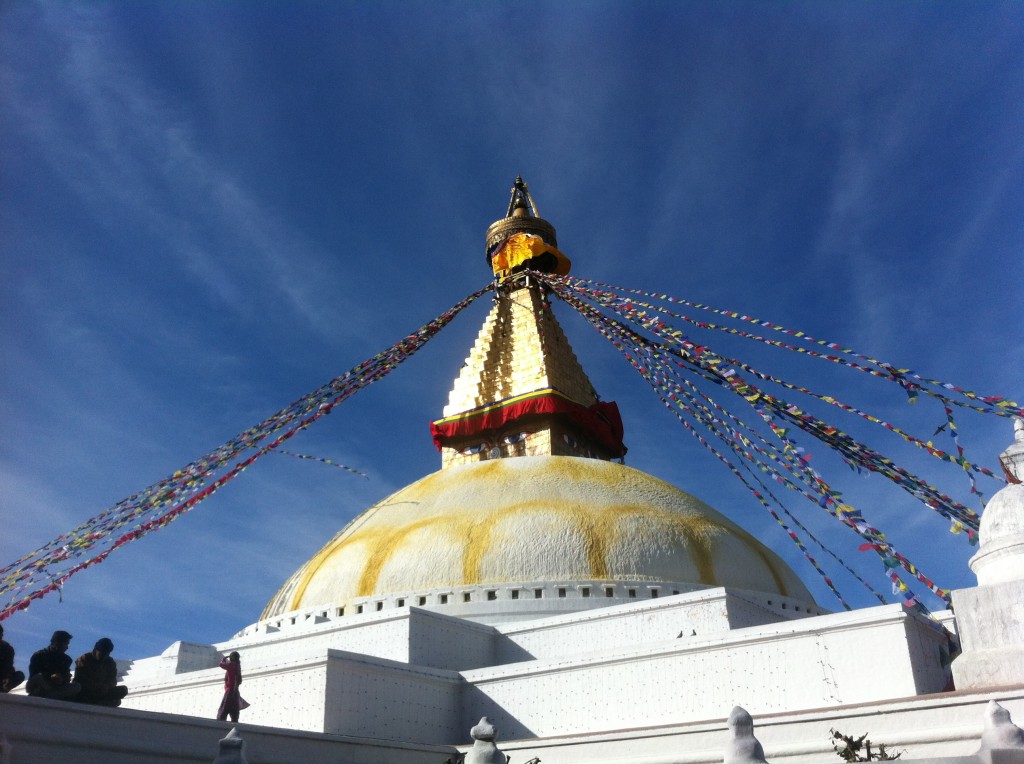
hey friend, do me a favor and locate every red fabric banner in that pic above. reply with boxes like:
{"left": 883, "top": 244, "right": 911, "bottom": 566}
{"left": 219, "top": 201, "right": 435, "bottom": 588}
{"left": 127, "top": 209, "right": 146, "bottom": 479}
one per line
{"left": 430, "top": 388, "right": 626, "bottom": 457}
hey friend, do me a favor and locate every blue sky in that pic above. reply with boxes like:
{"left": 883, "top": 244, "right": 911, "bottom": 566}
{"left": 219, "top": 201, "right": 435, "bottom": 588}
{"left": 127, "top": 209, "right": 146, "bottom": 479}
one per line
{"left": 1, "top": 1, "right": 1022, "bottom": 664}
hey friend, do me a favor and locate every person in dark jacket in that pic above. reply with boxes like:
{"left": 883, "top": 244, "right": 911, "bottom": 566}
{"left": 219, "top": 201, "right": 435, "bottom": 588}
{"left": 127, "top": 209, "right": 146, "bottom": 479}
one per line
{"left": 26, "top": 630, "right": 81, "bottom": 700}
{"left": 0, "top": 623, "right": 26, "bottom": 693}
{"left": 74, "top": 637, "right": 128, "bottom": 706}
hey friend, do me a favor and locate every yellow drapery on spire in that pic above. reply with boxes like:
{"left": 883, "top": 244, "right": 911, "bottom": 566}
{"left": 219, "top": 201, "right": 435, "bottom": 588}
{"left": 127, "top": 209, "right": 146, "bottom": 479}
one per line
{"left": 490, "top": 232, "right": 571, "bottom": 279}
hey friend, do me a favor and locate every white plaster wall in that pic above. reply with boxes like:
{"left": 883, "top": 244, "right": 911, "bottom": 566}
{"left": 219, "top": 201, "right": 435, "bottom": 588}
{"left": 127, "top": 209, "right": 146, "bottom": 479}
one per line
{"left": 462, "top": 605, "right": 950, "bottom": 739}
{"left": 121, "top": 664, "right": 225, "bottom": 720}
{"left": 229, "top": 608, "right": 496, "bottom": 672}
{"left": 245, "top": 579, "right": 756, "bottom": 632}
{"left": 0, "top": 693, "right": 456, "bottom": 764}
{"left": 322, "top": 650, "right": 464, "bottom": 744}
{"left": 128, "top": 647, "right": 465, "bottom": 742}
{"left": 123, "top": 655, "right": 329, "bottom": 731}
{"left": 953, "top": 581, "right": 1024, "bottom": 654}
{"left": 122, "top": 593, "right": 950, "bottom": 744}
{"left": 4, "top": 664, "right": 1019, "bottom": 764}
{"left": 121, "top": 640, "right": 222, "bottom": 682}
{"left": 127, "top": 606, "right": 500, "bottom": 694}
{"left": 951, "top": 579, "right": 1024, "bottom": 689}
{"left": 407, "top": 607, "right": 496, "bottom": 669}
{"left": 482, "top": 689, "right": 1024, "bottom": 764}
{"left": 230, "top": 610, "right": 416, "bottom": 666}
{"left": 723, "top": 590, "right": 825, "bottom": 627}
{"left": 494, "top": 589, "right": 817, "bottom": 664}
{"left": 495, "top": 590, "right": 731, "bottom": 663}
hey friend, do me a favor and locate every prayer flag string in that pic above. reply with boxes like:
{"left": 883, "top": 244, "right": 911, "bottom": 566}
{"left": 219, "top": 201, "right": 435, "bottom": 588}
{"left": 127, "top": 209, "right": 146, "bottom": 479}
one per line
{"left": 575, "top": 281, "right": 981, "bottom": 533}
{"left": 565, "top": 279, "right": 1005, "bottom": 493}
{"left": 0, "top": 286, "right": 491, "bottom": 621}
{"left": 534, "top": 272, "right": 1015, "bottom": 614}
{"left": 273, "top": 450, "right": 369, "bottom": 479}
{"left": 574, "top": 276, "right": 1022, "bottom": 419}
{"left": 551, "top": 283, "right": 883, "bottom": 609}
{"left": 3, "top": 268, "right": 1015, "bottom": 622}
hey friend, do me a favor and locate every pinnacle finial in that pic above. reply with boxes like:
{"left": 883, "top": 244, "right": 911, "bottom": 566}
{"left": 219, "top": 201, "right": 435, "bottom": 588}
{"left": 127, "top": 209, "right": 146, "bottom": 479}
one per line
{"left": 505, "top": 176, "right": 541, "bottom": 219}
{"left": 485, "top": 179, "right": 565, "bottom": 279}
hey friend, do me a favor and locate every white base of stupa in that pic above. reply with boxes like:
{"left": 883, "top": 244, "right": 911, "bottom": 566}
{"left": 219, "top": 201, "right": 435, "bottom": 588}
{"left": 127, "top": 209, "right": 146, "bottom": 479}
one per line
{"left": 112, "top": 588, "right": 952, "bottom": 741}
{"left": 4, "top": 587, "right": 1024, "bottom": 762}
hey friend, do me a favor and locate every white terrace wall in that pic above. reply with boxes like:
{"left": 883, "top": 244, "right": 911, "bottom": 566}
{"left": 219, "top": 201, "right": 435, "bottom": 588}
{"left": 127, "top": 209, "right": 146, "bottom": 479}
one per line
{"left": 122, "top": 651, "right": 330, "bottom": 731}
{"left": 406, "top": 606, "right": 497, "bottom": 668}
{"left": 243, "top": 607, "right": 495, "bottom": 670}
{"left": 323, "top": 650, "right": 463, "bottom": 742}
{"left": 461, "top": 604, "right": 951, "bottom": 740}
{"left": 233, "top": 606, "right": 496, "bottom": 671}
{"left": 125, "top": 649, "right": 464, "bottom": 741}
{"left": 477, "top": 689, "right": 1024, "bottom": 764}
{"left": 493, "top": 588, "right": 820, "bottom": 664}
{"left": 4, "top": 679, "right": 1021, "bottom": 764}
{"left": 121, "top": 593, "right": 953, "bottom": 742}
{"left": 125, "top": 606, "right": 496, "bottom": 687}
{"left": 0, "top": 693, "right": 456, "bottom": 764}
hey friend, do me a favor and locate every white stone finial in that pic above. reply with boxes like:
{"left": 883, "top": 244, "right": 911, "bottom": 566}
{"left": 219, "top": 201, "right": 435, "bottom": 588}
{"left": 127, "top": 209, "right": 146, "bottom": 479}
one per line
{"left": 1002, "top": 418, "right": 1024, "bottom": 482}
{"left": 471, "top": 717, "right": 497, "bottom": 741}
{"left": 466, "top": 717, "right": 506, "bottom": 764}
{"left": 723, "top": 706, "right": 769, "bottom": 764}
{"left": 970, "top": 483, "right": 1024, "bottom": 585}
{"left": 213, "top": 727, "right": 249, "bottom": 764}
{"left": 978, "top": 700, "right": 1024, "bottom": 754}
{"left": 969, "top": 420, "right": 1024, "bottom": 586}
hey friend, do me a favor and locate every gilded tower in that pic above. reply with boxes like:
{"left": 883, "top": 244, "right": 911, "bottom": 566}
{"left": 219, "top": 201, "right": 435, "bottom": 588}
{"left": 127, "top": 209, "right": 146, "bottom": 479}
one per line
{"left": 431, "top": 178, "right": 626, "bottom": 468}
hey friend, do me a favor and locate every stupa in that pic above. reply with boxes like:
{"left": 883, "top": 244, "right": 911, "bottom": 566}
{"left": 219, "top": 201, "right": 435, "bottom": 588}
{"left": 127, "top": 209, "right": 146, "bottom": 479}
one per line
{"left": 259, "top": 176, "right": 814, "bottom": 627}
{"left": 5, "top": 180, "right": 1023, "bottom": 763}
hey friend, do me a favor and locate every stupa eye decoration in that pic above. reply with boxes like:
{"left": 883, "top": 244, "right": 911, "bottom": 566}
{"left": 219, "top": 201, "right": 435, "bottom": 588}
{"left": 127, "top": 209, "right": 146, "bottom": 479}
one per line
{"left": 454, "top": 430, "right": 536, "bottom": 459}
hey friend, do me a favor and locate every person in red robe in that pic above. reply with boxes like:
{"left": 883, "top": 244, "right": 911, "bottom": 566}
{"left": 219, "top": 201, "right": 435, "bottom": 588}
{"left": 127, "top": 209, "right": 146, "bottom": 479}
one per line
{"left": 216, "top": 651, "right": 249, "bottom": 722}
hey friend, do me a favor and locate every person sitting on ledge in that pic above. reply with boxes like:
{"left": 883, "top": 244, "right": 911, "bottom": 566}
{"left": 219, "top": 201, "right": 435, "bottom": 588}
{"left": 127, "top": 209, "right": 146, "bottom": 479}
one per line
{"left": 74, "top": 637, "right": 128, "bottom": 707}
{"left": 0, "top": 623, "right": 26, "bottom": 693}
{"left": 26, "top": 630, "right": 81, "bottom": 701}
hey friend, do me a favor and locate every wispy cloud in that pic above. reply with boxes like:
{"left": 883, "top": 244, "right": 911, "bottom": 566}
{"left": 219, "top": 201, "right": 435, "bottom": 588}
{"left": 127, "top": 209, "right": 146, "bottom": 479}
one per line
{"left": 5, "top": 1, "right": 356, "bottom": 339}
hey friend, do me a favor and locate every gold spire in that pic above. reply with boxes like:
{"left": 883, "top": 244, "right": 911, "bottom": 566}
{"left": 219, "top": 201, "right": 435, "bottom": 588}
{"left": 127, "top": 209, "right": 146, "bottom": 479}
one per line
{"left": 430, "top": 181, "right": 625, "bottom": 468}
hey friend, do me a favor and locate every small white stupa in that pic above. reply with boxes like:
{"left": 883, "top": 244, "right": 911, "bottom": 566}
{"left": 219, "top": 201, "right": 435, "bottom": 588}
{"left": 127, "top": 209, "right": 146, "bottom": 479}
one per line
{"left": 951, "top": 418, "right": 1024, "bottom": 689}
